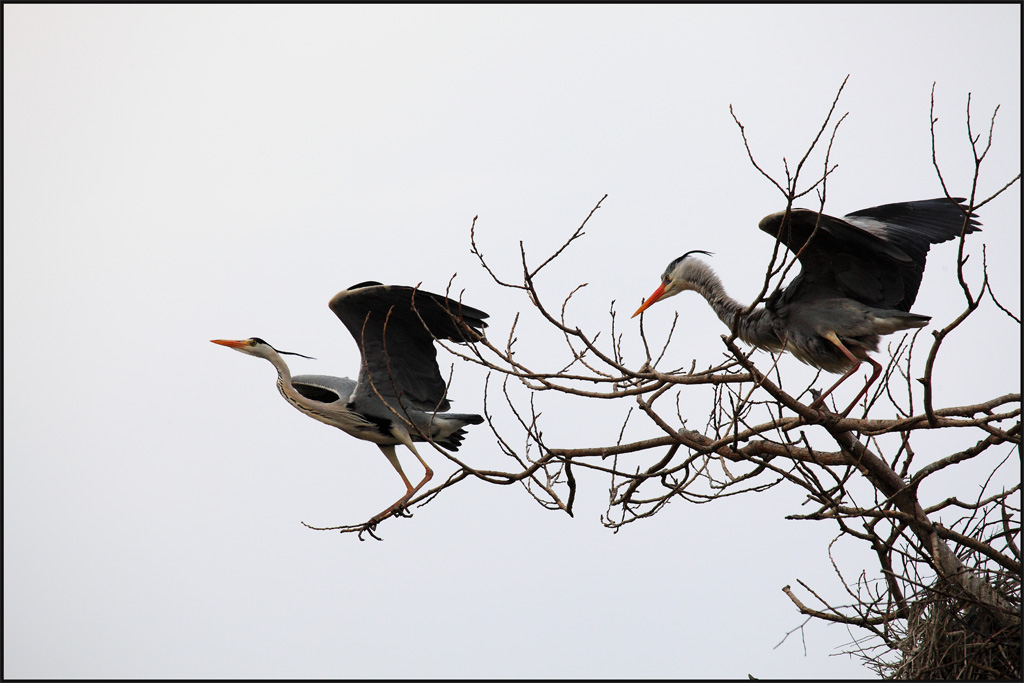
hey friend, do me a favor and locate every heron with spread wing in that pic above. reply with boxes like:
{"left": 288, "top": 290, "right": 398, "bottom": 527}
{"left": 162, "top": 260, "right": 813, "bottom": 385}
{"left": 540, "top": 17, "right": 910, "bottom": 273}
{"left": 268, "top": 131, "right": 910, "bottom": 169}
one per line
{"left": 632, "top": 198, "right": 981, "bottom": 415}
{"left": 212, "top": 282, "right": 488, "bottom": 523}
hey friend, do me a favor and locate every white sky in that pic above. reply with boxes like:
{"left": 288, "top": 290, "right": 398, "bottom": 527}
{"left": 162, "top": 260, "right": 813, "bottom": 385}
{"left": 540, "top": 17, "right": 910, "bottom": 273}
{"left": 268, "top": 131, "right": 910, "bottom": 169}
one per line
{"left": 4, "top": 4, "right": 1020, "bottom": 679}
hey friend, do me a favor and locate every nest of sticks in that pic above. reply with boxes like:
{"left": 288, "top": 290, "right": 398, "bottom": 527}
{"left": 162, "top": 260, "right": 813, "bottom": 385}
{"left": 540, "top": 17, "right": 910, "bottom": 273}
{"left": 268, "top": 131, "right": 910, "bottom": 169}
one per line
{"left": 881, "top": 573, "right": 1021, "bottom": 680}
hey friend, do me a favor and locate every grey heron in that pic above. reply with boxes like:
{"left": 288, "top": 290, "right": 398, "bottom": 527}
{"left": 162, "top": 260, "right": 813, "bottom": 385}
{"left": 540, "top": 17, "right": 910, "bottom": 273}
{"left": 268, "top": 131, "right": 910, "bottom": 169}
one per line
{"left": 632, "top": 198, "right": 981, "bottom": 415}
{"left": 212, "top": 282, "right": 488, "bottom": 524}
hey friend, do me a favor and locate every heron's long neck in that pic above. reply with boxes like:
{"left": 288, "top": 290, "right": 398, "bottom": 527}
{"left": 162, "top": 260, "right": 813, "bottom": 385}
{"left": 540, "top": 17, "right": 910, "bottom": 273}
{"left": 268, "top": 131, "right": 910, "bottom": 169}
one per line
{"left": 265, "top": 351, "right": 299, "bottom": 403}
{"left": 686, "top": 260, "right": 781, "bottom": 351}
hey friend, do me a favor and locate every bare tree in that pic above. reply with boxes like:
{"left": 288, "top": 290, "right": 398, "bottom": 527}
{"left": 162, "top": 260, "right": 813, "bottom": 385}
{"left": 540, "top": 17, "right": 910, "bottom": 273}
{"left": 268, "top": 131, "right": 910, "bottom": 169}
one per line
{"left": 335, "top": 79, "right": 1021, "bottom": 678}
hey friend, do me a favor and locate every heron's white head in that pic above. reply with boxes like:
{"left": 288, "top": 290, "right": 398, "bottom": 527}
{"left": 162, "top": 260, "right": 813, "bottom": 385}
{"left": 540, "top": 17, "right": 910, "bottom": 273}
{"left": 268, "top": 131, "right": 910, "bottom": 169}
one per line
{"left": 210, "top": 337, "right": 314, "bottom": 361}
{"left": 632, "top": 250, "right": 713, "bottom": 318}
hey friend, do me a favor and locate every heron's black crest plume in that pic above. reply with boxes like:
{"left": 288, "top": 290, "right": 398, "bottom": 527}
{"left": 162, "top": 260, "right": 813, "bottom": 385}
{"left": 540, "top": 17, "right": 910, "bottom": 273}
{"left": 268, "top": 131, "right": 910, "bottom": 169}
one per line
{"left": 279, "top": 349, "right": 316, "bottom": 360}
{"left": 664, "top": 250, "right": 714, "bottom": 279}
{"left": 348, "top": 281, "right": 384, "bottom": 291}
{"left": 249, "top": 337, "right": 316, "bottom": 360}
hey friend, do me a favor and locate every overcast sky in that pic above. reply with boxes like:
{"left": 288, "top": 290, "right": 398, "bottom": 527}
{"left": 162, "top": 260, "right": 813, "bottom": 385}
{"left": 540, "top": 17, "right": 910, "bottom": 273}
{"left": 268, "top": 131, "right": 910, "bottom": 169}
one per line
{"left": 5, "top": 5, "right": 1020, "bottom": 679}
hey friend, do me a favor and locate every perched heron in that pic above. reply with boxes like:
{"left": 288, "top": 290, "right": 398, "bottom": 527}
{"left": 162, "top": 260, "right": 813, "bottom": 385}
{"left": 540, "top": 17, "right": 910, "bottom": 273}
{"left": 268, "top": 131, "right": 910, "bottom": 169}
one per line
{"left": 212, "top": 282, "right": 489, "bottom": 523}
{"left": 632, "top": 198, "right": 981, "bottom": 415}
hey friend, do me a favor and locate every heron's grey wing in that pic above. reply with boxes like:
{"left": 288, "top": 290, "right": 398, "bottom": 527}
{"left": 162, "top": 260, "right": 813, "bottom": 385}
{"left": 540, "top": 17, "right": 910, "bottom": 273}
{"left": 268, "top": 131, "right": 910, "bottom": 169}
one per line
{"left": 759, "top": 198, "right": 979, "bottom": 311}
{"left": 292, "top": 374, "right": 358, "bottom": 404}
{"left": 329, "top": 283, "right": 489, "bottom": 413}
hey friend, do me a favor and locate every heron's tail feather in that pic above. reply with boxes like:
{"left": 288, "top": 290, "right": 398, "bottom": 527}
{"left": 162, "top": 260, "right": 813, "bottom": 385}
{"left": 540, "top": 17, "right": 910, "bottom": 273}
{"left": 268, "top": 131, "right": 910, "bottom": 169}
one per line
{"left": 444, "top": 412, "right": 484, "bottom": 425}
{"left": 430, "top": 413, "right": 484, "bottom": 451}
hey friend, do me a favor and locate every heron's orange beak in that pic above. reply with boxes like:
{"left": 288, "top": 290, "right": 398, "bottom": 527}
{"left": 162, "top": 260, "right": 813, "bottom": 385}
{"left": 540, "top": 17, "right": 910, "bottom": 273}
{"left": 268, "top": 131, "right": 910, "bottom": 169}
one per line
{"left": 632, "top": 282, "right": 667, "bottom": 318}
{"left": 210, "top": 339, "right": 246, "bottom": 348}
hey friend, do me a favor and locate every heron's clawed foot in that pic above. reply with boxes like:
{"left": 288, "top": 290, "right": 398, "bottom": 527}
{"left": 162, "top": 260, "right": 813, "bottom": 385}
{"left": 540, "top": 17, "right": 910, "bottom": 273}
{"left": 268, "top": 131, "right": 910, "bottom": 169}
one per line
{"left": 299, "top": 500, "right": 418, "bottom": 541}
{"left": 300, "top": 518, "right": 384, "bottom": 540}
{"left": 804, "top": 392, "right": 829, "bottom": 420}
{"left": 809, "top": 395, "right": 861, "bottom": 419}
{"left": 802, "top": 399, "right": 856, "bottom": 425}
{"left": 366, "top": 500, "right": 415, "bottom": 527}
